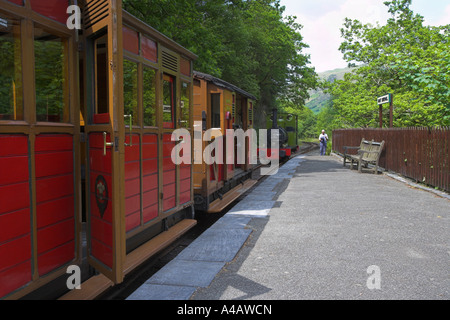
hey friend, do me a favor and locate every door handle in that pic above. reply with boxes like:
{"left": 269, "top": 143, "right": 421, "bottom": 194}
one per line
{"left": 124, "top": 114, "right": 133, "bottom": 147}
{"left": 103, "top": 132, "right": 114, "bottom": 156}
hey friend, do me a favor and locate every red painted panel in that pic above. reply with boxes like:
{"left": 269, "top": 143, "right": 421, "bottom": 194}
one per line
{"left": 163, "top": 170, "right": 175, "bottom": 186}
{"left": 35, "top": 151, "right": 73, "bottom": 178}
{"left": 90, "top": 149, "right": 112, "bottom": 174}
{"left": 0, "top": 156, "right": 28, "bottom": 186}
{"left": 163, "top": 159, "right": 176, "bottom": 172}
{"left": 91, "top": 238, "right": 113, "bottom": 268}
{"left": 163, "top": 141, "right": 175, "bottom": 157}
{"left": 142, "top": 143, "right": 157, "bottom": 160}
{"left": 35, "top": 134, "right": 72, "bottom": 152}
{"left": 143, "top": 134, "right": 157, "bottom": 144}
{"left": 125, "top": 177, "right": 140, "bottom": 198}
{"left": 37, "top": 219, "right": 74, "bottom": 255}
{"left": 180, "top": 178, "right": 191, "bottom": 193}
{"left": 91, "top": 216, "right": 113, "bottom": 248}
{"left": 0, "top": 262, "right": 31, "bottom": 299}
{"left": 163, "top": 197, "right": 176, "bottom": 211}
{"left": 0, "top": 235, "right": 31, "bottom": 273}
{"left": 143, "top": 189, "right": 157, "bottom": 209}
{"left": 124, "top": 161, "right": 140, "bottom": 180}
{"left": 0, "top": 135, "right": 28, "bottom": 156}
{"left": 93, "top": 113, "right": 110, "bottom": 124}
{"left": 163, "top": 134, "right": 174, "bottom": 143}
{"left": 0, "top": 134, "right": 31, "bottom": 297}
{"left": 125, "top": 194, "right": 140, "bottom": 219}
{"left": 36, "top": 174, "right": 74, "bottom": 204}
{"left": 90, "top": 191, "right": 113, "bottom": 223}
{"left": 89, "top": 133, "right": 113, "bottom": 269}
{"left": 180, "top": 191, "right": 191, "bottom": 205}
{"left": 125, "top": 135, "right": 140, "bottom": 162}
{"left": 38, "top": 241, "right": 74, "bottom": 276}
{"left": 7, "top": 0, "right": 24, "bottom": 5}
{"left": 0, "top": 182, "right": 30, "bottom": 215}
{"left": 29, "top": 0, "right": 69, "bottom": 24}
{"left": 125, "top": 210, "right": 140, "bottom": 233}
{"left": 143, "top": 159, "right": 158, "bottom": 176}
{"left": 142, "top": 36, "right": 157, "bottom": 62}
{"left": 123, "top": 26, "right": 139, "bottom": 55}
{"left": 163, "top": 183, "right": 175, "bottom": 199}
{"left": 143, "top": 204, "right": 158, "bottom": 224}
{"left": 0, "top": 208, "right": 30, "bottom": 244}
{"left": 89, "top": 132, "right": 113, "bottom": 149}
{"left": 180, "top": 164, "right": 191, "bottom": 181}
{"left": 143, "top": 173, "right": 158, "bottom": 192}
{"left": 36, "top": 196, "right": 74, "bottom": 229}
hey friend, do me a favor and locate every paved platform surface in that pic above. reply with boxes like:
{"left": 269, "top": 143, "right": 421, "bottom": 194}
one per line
{"left": 127, "top": 151, "right": 449, "bottom": 300}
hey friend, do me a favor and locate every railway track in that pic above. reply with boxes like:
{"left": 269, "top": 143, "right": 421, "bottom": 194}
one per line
{"left": 97, "top": 141, "right": 319, "bottom": 300}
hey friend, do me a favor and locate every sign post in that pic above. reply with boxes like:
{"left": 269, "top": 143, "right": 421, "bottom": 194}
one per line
{"left": 377, "top": 94, "right": 393, "bottom": 128}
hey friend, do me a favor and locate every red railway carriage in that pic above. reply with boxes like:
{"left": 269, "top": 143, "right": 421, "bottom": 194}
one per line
{"left": 192, "top": 71, "right": 258, "bottom": 213}
{"left": 0, "top": 0, "right": 197, "bottom": 299}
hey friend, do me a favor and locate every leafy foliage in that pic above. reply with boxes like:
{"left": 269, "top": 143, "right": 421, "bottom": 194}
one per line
{"left": 322, "top": 0, "right": 449, "bottom": 129}
{"left": 122, "top": 0, "right": 318, "bottom": 128}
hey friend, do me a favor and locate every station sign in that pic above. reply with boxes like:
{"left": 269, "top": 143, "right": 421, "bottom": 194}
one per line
{"left": 377, "top": 94, "right": 392, "bottom": 105}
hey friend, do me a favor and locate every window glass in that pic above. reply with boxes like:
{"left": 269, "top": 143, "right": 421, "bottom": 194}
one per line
{"left": 94, "top": 34, "right": 108, "bottom": 117}
{"left": 163, "top": 74, "right": 175, "bottom": 129}
{"left": 180, "top": 82, "right": 190, "bottom": 128}
{"left": 0, "top": 14, "right": 23, "bottom": 121}
{"left": 35, "top": 26, "right": 67, "bottom": 122}
{"left": 123, "top": 59, "right": 138, "bottom": 126}
{"left": 143, "top": 67, "right": 156, "bottom": 127}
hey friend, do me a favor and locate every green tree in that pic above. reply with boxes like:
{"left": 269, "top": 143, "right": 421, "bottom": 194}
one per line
{"left": 122, "top": 0, "right": 318, "bottom": 129}
{"left": 325, "top": 0, "right": 449, "bottom": 128}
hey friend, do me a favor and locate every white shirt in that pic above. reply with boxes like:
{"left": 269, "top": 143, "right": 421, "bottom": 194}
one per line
{"left": 319, "top": 133, "right": 328, "bottom": 143}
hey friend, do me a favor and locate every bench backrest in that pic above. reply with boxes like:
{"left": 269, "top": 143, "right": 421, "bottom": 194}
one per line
{"left": 360, "top": 140, "right": 385, "bottom": 162}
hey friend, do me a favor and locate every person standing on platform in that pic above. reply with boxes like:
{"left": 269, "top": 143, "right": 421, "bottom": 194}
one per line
{"left": 319, "top": 130, "right": 328, "bottom": 156}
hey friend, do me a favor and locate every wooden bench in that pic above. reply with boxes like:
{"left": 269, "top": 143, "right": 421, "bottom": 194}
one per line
{"left": 343, "top": 138, "right": 385, "bottom": 174}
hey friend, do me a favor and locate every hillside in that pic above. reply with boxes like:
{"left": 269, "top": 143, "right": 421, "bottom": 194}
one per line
{"left": 306, "top": 66, "right": 357, "bottom": 114}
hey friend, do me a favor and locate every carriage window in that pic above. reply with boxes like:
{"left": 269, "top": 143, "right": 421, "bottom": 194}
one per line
{"left": 143, "top": 67, "right": 156, "bottom": 127}
{"left": 163, "top": 74, "right": 175, "bottom": 129}
{"left": 180, "top": 82, "right": 190, "bottom": 128}
{"left": 123, "top": 59, "right": 138, "bottom": 126}
{"left": 0, "top": 15, "right": 23, "bottom": 121}
{"left": 94, "top": 34, "right": 108, "bottom": 118}
{"left": 35, "top": 27, "right": 67, "bottom": 122}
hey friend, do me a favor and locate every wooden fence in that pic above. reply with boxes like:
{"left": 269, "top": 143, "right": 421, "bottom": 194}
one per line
{"left": 332, "top": 127, "right": 449, "bottom": 192}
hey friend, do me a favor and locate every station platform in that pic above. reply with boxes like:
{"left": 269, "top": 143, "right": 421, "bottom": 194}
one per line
{"left": 127, "top": 151, "right": 449, "bottom": 300}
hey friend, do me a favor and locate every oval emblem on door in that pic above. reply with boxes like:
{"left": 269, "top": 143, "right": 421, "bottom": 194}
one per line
{"left": 95, "top": 175, "right": 108, "bottom": 218}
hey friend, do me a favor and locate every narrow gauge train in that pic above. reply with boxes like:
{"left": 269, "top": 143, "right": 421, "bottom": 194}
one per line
{"left": 266, "top": 109, "right": 299, "bottom": 160}
{"left": 0, "top": 0, "right": 198, "bottom": 299}
{"left": 192, "top": 71, "right": 259, "bottom": 213}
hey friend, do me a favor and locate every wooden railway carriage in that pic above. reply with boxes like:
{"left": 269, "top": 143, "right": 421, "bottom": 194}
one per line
{"left": 0, "top": 0, "right": 197, "bottom": 299}
{"left": 192, "top": 71, "right": 258, "bottom": 213}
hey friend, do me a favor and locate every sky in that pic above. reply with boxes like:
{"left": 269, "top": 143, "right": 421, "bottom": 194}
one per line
{"left": 279, "top": 0, "right": 450, "bottom": 73}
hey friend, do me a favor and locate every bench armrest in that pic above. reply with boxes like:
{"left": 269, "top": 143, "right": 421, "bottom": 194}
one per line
{"left": 343, "top": 146, "right": 361, "bottom": 155}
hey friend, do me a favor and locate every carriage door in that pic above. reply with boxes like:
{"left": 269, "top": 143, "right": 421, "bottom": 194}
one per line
{"left": 84, "top": 26, "right": 124, "bottom": 283}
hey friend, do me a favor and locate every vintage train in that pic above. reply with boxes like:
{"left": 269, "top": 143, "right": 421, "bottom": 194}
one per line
{"left": 266, "top": 109, "right": 299, "bottom": 159}
{"left": 0, "top": 0, "right": 275, "bottom": 299}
